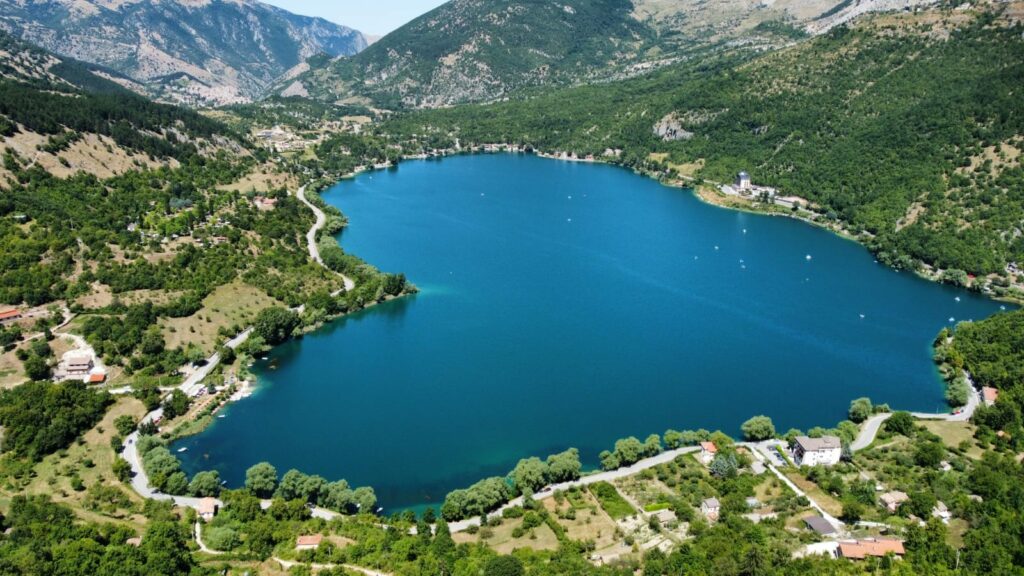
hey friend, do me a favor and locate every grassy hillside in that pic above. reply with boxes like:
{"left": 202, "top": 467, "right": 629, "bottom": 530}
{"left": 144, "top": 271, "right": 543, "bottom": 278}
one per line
{"left": 384, "top": 3, "right": 1024, "bottom": 279}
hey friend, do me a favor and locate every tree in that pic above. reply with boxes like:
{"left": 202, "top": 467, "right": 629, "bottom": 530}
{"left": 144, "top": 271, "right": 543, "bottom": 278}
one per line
{"left": 643, "top": 433, "right": 662, "bottom": 457}
{"left": 545, "top": 448, "right": 581, "bottom": 482}
{"left": 599, "top": 450, "right": 620, "bottom": 471}
{"left": 23, "top": 354, "right": 50, "bottom": 381}
{"left": 841, "top": 498, "right": 864, "bottom": 522}
{"left": 245, "top": 462, "right": 278, "bottom": 497}
{"left": 189, "top": 470, "right": 222, "bottom": 497}
{"left": 613, "top": 436, "right": 644, "bottom": 466}
{"left": 741, "top": 416, "right": 776, "bottom": 441}
{"left": 252, "top": 307, "right": 300, "bottom": 345}
{"left": 484, "top": 555, "right": 524, "bottom": 576}
{"left": 849, "top": 397, "right": 874, "bottom": 423}
{"left": 161, "top": 389, "right": 190, "bottom": 419}
{"left": 510, "top": 457, "right": 548, "bottom": 494}
{"left": 113, "top": 415, "right": 137, "bottom": 437}
{"left": 914, "top": 441, "right": 945, "bottom": 468}
{"left": 709, "top": 453, "right": 739, "bottom": 479}
{"left": 885, "top": 411, "right": 916, "bottom": 437}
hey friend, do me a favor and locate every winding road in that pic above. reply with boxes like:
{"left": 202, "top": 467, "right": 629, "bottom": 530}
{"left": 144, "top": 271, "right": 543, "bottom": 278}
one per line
{"left": 119, "top": 182, "right": 354, "bottom": 521}
{"left": 296, "top": 185, "right": 355, "bottom": 292}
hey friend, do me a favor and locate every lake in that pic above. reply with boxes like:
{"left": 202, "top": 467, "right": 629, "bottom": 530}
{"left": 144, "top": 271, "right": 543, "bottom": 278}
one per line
{"left": 176, "top": 153, "right": 1007, "bottom": 511}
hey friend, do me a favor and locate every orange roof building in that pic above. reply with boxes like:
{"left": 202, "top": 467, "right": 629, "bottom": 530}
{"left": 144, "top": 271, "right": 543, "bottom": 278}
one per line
{"left": 0, "top": 309, "right": 21, "bottom": 322}
{"left": 700, "top": 441, "right": 718, "bottom": 454}
{"left": 838, "top": 539, "right": 905, "bottom": 560}
{"left": 88, "top": 372, "right": 106, "bottom": 384}
{"left": 296, "top": 534, "right": 323, "bottom": 550}
{"left": 982, "top": 387, "right": 999, "bottom": 406}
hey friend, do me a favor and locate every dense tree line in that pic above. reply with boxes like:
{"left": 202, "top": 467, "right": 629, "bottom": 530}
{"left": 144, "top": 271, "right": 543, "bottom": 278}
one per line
{"left": 0, "top": 381, "right": 111, "bottom": 461}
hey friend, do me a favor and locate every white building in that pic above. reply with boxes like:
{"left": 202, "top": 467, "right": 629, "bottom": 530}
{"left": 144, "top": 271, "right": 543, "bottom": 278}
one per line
{"left": 793, "top": 436, "right": 842, "bottom": 467}
{"left": 736, "top": 171, "right": 752, "bottom": 191}
{"left": 701, "top": 497, "right": 721, "bottom": 521}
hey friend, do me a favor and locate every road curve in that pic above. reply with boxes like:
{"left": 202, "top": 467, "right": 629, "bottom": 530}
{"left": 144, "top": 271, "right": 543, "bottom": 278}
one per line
{"left": 296, "top": 185, "right": 355, "bottom": 292}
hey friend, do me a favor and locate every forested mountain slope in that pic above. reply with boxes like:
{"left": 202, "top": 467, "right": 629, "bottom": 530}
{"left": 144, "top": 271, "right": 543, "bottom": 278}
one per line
{"left": 385, "top": 1, "right": 1024, "bottom": 281}
{"left": 0, "top": 0, "right": 367, "bottom": 105}
{"left": 287, "top": 0, "right": 945, "bottom": 108}
{"left": 0, "top": 30, "right": 243, "bottom": 182}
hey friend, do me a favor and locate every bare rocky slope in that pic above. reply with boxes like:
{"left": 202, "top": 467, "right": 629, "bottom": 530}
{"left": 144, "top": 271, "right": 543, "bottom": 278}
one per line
{"left": 0, "top": 0, "right": 368, "bottom": 106}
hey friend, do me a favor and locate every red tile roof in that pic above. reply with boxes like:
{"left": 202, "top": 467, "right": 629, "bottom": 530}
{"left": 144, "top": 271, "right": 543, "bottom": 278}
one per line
{"left": 88, "top": 372, "right": 106, "bottom": 384}
{"left": 0, "top": 309, "right": 21, "bottom": 321}
{"left": 982, "top": 387, "right": 999, "bottom": 404}
{"left": 700, "top": 441, "right": 718, "bottom": 453}
{"left": 296, "top": 535, "right": 323, "bottom": 547}
{"left": 838, "top": 539, "right": 905, "bottom": 559}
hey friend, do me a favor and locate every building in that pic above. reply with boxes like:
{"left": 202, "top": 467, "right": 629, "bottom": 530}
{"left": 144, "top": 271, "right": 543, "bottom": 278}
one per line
{"left": 650, "top": 508, "right": 677, "bottom": 526}
{"left": 793, "top": 436, "right": 842, "bottom": 467}
{"left": 932, "top": 501, "right": 951, "bottom": 523}
{"left": 253, "top": 196, "right": 278, "bottom": 211}
{"left": 65, "top": 353, "right": 94, "bottom": 377}
{"left": 880, "top": 491, "right": 909, "bottom": 512}
{"left": 296, "top": 534, "right": 323, "bottom": 551}
{"left": 699, "top": 441, "right": 718, "bottom": 465}
{"left": 837, "top": 539, "right": 905, "bottom": 560}
{"left": 197, "top": 498, "right": 219, "bottom": 521}
{"left": 982, "top": 387, "right": 999, "bottom": 406}
{"left": 804, "top": 515, "right": 838, "bottom": 536}
{"left": 736, "top": 171, "right": 752, "bottom": 191}
{"left": 701, "top": 498, "right": 721, "bottom": 521}
{"left": 0, "top": 308, "right": 22, "bottom": 323}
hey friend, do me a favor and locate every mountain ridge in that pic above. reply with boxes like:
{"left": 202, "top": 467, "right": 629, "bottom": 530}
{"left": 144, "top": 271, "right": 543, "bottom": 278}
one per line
{"left": 0, "top": 0, "right": 368, "bottom": 105}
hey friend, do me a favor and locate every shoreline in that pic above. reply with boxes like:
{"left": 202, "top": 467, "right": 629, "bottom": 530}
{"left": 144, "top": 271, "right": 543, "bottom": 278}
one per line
{"left": 354, "top": 147, "right": 1023, "bottom": 306}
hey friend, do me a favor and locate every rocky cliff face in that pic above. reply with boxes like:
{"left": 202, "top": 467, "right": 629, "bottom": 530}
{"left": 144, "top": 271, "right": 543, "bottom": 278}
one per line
{"left": 0, "top": 0, "right": 367, "bottom": 105}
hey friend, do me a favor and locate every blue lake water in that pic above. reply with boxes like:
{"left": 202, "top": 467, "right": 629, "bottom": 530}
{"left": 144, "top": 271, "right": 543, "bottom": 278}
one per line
{"left": 177, "top": 153, "right": 1008, "bottom": 511}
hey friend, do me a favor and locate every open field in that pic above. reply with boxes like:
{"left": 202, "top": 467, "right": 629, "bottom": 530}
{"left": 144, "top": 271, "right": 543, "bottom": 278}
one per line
{"left": 784, "top": 471, "right": 843, "bottom": 517}
{"left": 161, "top": 281, "right": 281, "bottom": 354}
{"left": 0, "top": 348, "right": 24, "bottom": 389}
{"left": 921, "top": 420, "right": 985, "bottom": 459}
{"left": 217, "top": 167, "right": 296, "bottom": 194}
{"left": 452, "top": 516, "right": 560, "bottom": 554}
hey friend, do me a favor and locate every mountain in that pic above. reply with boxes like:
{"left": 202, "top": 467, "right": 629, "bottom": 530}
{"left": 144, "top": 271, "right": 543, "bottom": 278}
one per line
{"left": 285, "top": 0, "right": 935, "bottom": 109}
{"left": 0, "top": 30, "right": 242, "bottom": 182}
{"left": 0, "top": 0, "right": 368, "bottom": 106}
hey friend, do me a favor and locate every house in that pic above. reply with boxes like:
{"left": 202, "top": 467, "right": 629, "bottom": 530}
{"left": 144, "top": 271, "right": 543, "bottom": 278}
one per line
{"left": 700, "top": 498, "right": 721, "bottom": 521}
{"left": 65, "top": 353, "right": 94, "bottom": 377}
{"left": 736, "top": 171, "right": 752, "bottom": 191}
{"left": 880, "top": 491, "right": 909, "bottom": 512}
{"left": 296, "top": 534, "right": 323, "bottom": 551}
{"left": 253, "top": 196, "right": 278, "bottom": 211}
{"left": 837, "top": 539, "right": 905, "bottom": 560}
{"left": 88, "top": 372, "right": 106, "bottom": 385}
{"left": 793, "top": 436, "right": 842, "bottom": 467}
{"left": 0, "top": 308, "right": 22, "bottom": 323}
{"left": 650, "top": 508, "right": 677, "bottom": 526}
{"left": 699, "top": 441, "right": 718, "bottom": 465}
{"left": 982, "top": 387, "right": 999, "bottom": 406}
{"left": 197, "top": 497, "right": 218, "bottom": 521}
{"left": 125, "top": 537, "right": 142, "bottom": 547}
{"left": 804, "top": 515, "right": 838, "bottom": 536}
{"left": 932, "top": 501, "right": 951, "bottom": 523}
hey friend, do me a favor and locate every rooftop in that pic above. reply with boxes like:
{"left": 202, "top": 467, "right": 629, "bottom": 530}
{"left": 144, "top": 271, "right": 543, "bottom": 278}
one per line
{"left": 803, "top": 515, "right": 837, "bottom": 535}
{"left": 700, "top": 441, "right": 718, "bottom": 453}
{"left": 795, "top": 435, "right": 842, "bottom": 452}
{"left": 296, "top": 534, "right": 323, "bottom": 547}
{"left": 702, "top": 497, "right": 721, "bottom": 509}
{"left": 838, "top": 539, "right": 905, "bottom": 559}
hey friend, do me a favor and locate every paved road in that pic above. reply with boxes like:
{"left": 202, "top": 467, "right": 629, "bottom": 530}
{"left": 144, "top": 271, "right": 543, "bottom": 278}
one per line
{"left": 446, "top": 446, "right": 700, "bottom": 532}
{"left": 296, "top": 185, "right": 355, "bottom": 292}
{"left": 274, "top": 558, "right": 391, "bottom": 576}
{"left": 852, "top": 381, "right": 980, "bottom": 452}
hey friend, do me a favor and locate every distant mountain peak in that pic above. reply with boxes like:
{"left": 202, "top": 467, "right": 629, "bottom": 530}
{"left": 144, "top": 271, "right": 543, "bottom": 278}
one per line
{"left": 0, "top": 0, "right": 368, "bottom": 105}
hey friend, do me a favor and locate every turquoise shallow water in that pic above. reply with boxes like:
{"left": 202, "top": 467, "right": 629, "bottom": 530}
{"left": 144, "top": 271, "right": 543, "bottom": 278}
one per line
{"left": 177, "top": 154, "right": 1008, "bottom": 511}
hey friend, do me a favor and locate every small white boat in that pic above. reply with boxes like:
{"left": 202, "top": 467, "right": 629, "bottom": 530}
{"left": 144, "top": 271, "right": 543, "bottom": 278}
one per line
{"left": 859, "top": 314, "right": 865, "bottom": 319}
{"left": 1001, "top": 305, "right": 1007, "bottom": 310}
{"left": 217, "top": 414, "right": 226, "bottom": 419}
{"left": 806, "top": 254, "right": 812, "bottom": 261}
{"left": 949, "top": 317, "right": 956, "bottom": 322}
{"left": 955, "top": 297, "right": 961, "bottom": 302}
{"left": 714, "top": 246, "right": 719, "bottom": 251}
{"left": 177, "top": 447, "right": 188, "bottom": 453}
